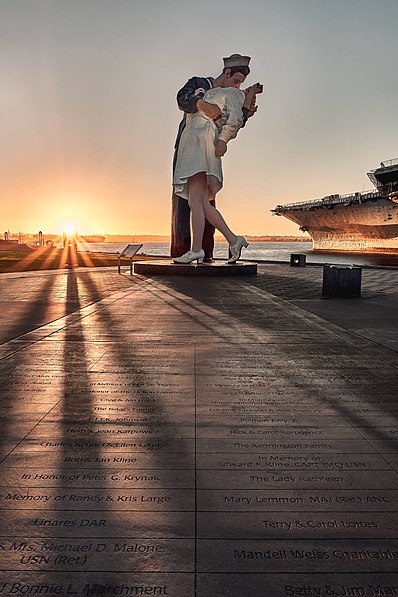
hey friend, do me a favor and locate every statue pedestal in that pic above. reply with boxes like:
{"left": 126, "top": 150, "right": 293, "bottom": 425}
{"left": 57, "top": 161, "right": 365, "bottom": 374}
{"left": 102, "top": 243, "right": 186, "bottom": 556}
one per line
{"left": 132, "top": 260, "right": 257, "bottom": 277}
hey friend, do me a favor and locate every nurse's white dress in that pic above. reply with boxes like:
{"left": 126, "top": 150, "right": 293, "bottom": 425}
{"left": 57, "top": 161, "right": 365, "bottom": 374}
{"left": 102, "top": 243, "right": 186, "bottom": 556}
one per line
{"left": 173, "top": 87, "right": 245, "bottom": 200}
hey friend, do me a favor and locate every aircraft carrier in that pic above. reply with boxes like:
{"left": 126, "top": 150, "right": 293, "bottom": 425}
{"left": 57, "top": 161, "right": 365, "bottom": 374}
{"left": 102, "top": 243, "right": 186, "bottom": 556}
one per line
{"left": 272, "top": 159, "right": 398, "bottom": 251}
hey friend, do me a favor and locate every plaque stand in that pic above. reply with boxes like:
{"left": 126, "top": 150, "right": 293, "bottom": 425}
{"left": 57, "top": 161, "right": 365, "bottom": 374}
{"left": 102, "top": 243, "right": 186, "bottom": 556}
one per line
{"left": 117, "top": 244, "right": 143, "bottom": 275}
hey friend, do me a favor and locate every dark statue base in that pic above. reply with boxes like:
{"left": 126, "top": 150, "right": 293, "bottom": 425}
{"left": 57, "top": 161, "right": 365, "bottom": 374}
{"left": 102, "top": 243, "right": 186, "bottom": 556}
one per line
{"left": 133, "top": 260, "right": 257, "bottom": 277}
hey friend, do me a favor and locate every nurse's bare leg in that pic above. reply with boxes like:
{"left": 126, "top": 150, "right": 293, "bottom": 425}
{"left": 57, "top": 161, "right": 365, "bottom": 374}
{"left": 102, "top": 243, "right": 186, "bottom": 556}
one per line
{"left": 188, "top": 172, "right": 207, "bottom": 252}
{"left": 202, "top": 199, "right": 238, "bottom": 246}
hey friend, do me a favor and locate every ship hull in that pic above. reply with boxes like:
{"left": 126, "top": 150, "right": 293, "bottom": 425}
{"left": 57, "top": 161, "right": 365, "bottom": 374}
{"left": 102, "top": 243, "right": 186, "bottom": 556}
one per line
{"left": 277, "top": 196, "right": 398, "bottom": 251}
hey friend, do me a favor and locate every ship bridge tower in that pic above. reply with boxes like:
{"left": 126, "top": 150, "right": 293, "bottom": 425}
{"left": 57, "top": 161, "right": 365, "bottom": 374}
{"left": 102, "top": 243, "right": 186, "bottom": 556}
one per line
{"left": 367, "top": 158, "right": 398, "bottom": 196}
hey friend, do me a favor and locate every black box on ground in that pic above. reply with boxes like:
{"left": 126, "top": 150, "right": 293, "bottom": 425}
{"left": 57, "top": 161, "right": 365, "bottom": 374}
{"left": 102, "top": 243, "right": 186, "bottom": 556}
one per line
{"left": 290, "top": 253, "right": 306, "bottom": 267}
{"left": 322, "top": 264, "right": 362, "bottom": 297}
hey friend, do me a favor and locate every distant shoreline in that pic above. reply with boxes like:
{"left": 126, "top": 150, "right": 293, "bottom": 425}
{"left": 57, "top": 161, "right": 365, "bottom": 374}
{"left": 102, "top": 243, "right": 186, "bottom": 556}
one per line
{"left": 94, "top": 236, "right": 312, "bottom": 244}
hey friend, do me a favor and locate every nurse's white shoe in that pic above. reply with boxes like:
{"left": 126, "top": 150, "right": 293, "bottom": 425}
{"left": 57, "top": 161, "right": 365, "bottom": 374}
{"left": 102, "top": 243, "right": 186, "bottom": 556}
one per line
{"left": 228, "top": 236, "right": 249, "bottom": 263}
{"left": 173, "top": 249, "right": 205, "bottom": 264}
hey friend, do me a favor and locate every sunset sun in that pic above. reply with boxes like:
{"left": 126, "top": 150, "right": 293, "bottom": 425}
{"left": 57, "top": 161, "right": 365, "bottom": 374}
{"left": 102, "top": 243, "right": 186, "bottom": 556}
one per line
{"left": 62, "top": 222, "right": 78, "bottom": 237}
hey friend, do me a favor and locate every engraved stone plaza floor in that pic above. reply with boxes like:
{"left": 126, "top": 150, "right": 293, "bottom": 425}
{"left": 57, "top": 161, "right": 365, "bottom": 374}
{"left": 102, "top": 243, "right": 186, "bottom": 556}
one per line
{"left": 0, "top": 263, "right": 398, "bottom": 596}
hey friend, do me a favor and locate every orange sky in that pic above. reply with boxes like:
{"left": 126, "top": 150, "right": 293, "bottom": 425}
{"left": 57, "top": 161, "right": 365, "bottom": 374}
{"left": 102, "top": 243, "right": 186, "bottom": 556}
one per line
{"left": 1, "top": 0, "right": 397, "bottom": 237}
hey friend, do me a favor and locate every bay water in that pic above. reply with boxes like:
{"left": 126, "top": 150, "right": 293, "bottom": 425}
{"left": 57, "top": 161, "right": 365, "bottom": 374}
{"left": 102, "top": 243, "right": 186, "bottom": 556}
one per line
{"left": 75, "top": 241, "right": 398, "bottom": 267}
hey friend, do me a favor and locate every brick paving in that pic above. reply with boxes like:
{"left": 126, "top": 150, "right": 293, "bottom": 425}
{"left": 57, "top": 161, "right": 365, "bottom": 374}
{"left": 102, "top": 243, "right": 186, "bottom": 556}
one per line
{"left": 0, "top": 263, "right": 397, "bottom": 596}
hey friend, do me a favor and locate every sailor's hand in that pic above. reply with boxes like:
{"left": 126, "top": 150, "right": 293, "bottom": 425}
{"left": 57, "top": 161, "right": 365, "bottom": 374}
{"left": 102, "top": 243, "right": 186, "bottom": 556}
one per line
{"left": 215, "top": 140, "right": 227, "bottom": 158}
{"left": 197, "top": 99, "right": 221, "bottom": 120}
{"left": 252, "top": 82, "right": 263, "bottom": 94}
{"left": 245, "top": 83, "right": 263, "bottom": 100}
{"left": 244, "top": 83, "right": 263, "bottom": 117}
